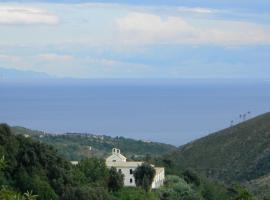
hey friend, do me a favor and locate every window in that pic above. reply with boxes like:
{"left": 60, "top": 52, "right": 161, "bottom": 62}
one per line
{"left": 130, "top": 178, "right": 133, "bottom": 183}
{"left": 118, "top": 169, "right": 122, "bottom": 173}
{"left": 113, "top": 160, "right": 116, "bottom": 162}
{"left": 130, "top": 169, "right": 133, "bottom": 174}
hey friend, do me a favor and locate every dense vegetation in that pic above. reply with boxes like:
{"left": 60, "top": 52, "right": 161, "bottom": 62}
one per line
{"left": 134, "top": 163, "right": 156, "bottom": 192}
{"left": 11, "top": 126, "right": 176, "bottom": 161}
{"left": 0, "top": 124, "right": 116, "bottom": 200}
{"left": 1, "top": 123, "right": 251, "bottom": 199}
{"left": 166, "top": 112, "right": 270, "bottom": 198}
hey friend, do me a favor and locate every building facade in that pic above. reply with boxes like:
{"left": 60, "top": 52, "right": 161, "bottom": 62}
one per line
{"left": 106, "top": 148, "right": 165, "bottom": 189}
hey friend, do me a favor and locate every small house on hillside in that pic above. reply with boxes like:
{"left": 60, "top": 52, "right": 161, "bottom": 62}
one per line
{"left": 106, "top": 148, "right": 165, "bottom": 189}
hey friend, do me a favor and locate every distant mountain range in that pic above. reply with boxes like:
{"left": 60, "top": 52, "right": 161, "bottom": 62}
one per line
{"left": 0, "top": 67, "right": 52, "bottom": 80}
{"left": 167, "top": 112, "right": 270, "bottom": 197}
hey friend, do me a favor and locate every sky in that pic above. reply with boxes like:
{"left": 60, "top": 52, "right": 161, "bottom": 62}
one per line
{"left": 0, "top": 0, "right": 270, "bottom": 79}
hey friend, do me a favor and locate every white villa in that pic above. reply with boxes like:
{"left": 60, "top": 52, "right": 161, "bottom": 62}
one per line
{"left": 106, "top": 148, "right": 165, "bottom": 189}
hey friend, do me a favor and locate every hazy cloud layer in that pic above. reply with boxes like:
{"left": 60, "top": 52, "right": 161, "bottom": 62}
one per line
{"left": 0, "top": 6, "right": 59, "bottom": 24}
{"left": 38, "top": 54, "right": 74, "bottom": 62}
{"left": 0, "top": 54, "right": 21, "bottom": 63}
{"left": 176, "top": 7, "right": 218, "bottom": 14}
{"left": 0, "top": 2, "right": 270, "bottom": 79}
{"left": 116, "top": 12, "right": 270, "bottom": 45}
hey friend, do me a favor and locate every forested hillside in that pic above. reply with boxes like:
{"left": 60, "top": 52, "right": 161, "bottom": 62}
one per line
{"left": 167, "top": 112, "right": 270, "bottom": 197}
{"left": 11, "top": 126, "right": 176, "bottom": 160}
{"left": 0, "top": 124, "right": 117, "bottom": 200}
{"left": 1, "top": 123, "right": 247, "bottom": 200}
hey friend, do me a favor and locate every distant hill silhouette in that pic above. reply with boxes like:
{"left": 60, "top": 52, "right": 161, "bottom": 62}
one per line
{"left": 11, "top": 126, "right": 177, "bottom": 161}
{"left": 0, "top": 67, "right": 52, "bottom": 80}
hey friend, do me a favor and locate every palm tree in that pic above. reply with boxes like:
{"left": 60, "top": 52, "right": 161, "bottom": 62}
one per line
{"left": 24, "top": 191, "right": 38, "bottom": 200}
{"left": 239, "top": 114, "right": 243, "bottom": 123}
{"left": 243, "top": 114, "right": 246, "bottom": 121}
{"left": 247, "top": 111, "right": 251, "bottom": 119}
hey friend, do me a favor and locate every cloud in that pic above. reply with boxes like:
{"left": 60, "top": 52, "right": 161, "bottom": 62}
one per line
{"left": 0, "top": 54, "right": 21, "bottom": 63}
{"left": 176, "top": 7, "right": 219, "bottom": 14}
{"left": 116, "top": 12, "right": 270, "bottom": 45}
{"left": 116, "top": 12, "right": 194, "bottom": 43}
{"left": 38, "top": 54, "right": 74, "bottom": 62}
{"left": 81, "top": 58, "right": 153, "bottom": 78}
{"left": 0, "top": 6, "right": 59, "bottom": 25}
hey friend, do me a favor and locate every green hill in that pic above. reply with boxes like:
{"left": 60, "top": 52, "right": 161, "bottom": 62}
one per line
{"left": 11, "top": 126, "right": 176, "bottom": 161}
{"left": 167, "top": 112, "right": 270, "bottom": 196}
{"left": 1, "top": 124, "right": 238, "bottom": 200}
{"left": 0, "top": 124, "right": 78, "bottom": 200}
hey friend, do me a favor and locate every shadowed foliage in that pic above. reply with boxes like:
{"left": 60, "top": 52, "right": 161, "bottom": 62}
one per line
{"left": 134, "top": 163, "right": 156, "bottom": 192}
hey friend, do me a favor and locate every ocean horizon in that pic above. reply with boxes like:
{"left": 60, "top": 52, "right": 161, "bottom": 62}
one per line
{"left": 0, "top": 79, "right": 269, "bottom": 146}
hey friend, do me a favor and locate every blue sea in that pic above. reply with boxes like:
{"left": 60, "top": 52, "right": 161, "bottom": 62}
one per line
{"left": 0, "top": 79, "right": 269, "bottom": 146}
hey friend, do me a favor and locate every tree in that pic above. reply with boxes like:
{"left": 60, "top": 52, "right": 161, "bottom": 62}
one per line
{"left": 23, "top": 191, "right": 38, "bottom": 200}
{"left": 201, "top": 183, "right": 216, "bottom": 200}
{"left": 182, "top": 169, "right": 201, "bottom": 186}
{"left": 134, "top": 163, "right": 155, "bottom": 192}
{"left": 0, "top": 154, "right": 37, "bottom": 200}
{"left": 233, "top": 186, "right": 253, "bottom": 200}
{"left": 76, "top": 158, "right": 109, "bottom": 186}
{"left": 0, "top": 156, "right": 5, "bottom": 171}
{"left": 107, "top": 167, "right": 124, "bottom": 192}
{"left": 263, "top": 196, "right": 270, "bottom": 200}
{"left": 0, "top": 187, "right": 37, "bottom": 200}
{"left": 0, "top": 124, "right": 118, "bottom": 200}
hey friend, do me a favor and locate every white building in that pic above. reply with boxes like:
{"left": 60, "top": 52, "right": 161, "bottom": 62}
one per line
{"left": 106, "top": 148, "right": 165, "bottom": 189}
{"left": 70, "top": 161, "right": 79, "bottom": 165}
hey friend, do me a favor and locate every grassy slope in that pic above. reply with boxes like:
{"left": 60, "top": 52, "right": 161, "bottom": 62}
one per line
{"left": 167, "top": 112, "right": 270, "bottom": 195}
{"left": 11, "top": 126, "right": 176, "bottom": 161}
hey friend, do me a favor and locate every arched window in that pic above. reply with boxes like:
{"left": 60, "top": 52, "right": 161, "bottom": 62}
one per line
{"left": 130, "top": 178, "right": 133, "bottom": 183}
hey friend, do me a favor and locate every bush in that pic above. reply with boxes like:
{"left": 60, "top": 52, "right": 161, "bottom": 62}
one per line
{"left": 183, "top": 169, "right": 201, "bottom": 186}
{"left": 233, "top": 186, "right": 253, "bottom": 200}
{"left": 0, "top": 186, "right": 37, "bottom": 200}
{"left": 114, "top": 187, "right": 158, "bottom": 200}
{"left": 164, "top": 175, "right": 182, "bottom": 186}
{"left": 61, "top": 186, "right": 116, "bottom": 200}
{"left": 159, "top": 175, "right": 202, "bottom": 200}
